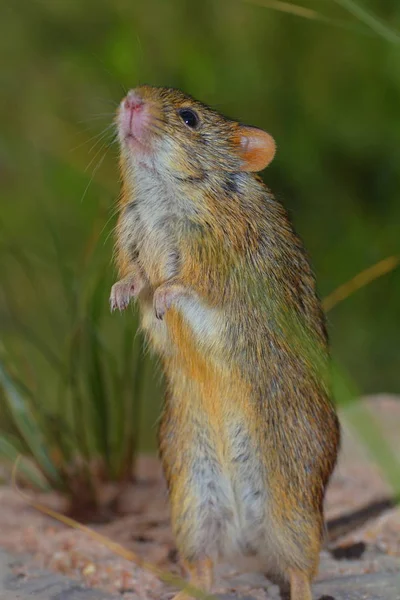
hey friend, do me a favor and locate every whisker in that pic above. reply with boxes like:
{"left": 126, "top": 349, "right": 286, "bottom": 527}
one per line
{"left": 80, "top": 151, "right": 108, "bottom": 204}
{"left": 85, "top": 130, "right": 118, "bottom": 173}
{"left": 103, "top": 224, "right": 118, "bottom": 247}
{"left": 99, "top": 211, "right": 120, "bottom": 243}
{"left": 91, "top": 96, "right": 119, "bottom": 107}
{"left": 85, "top": 140, "right": 110, "bottom": 174}
{"left": 77, "top": 114, "right": 115, "bottom": 124}
{"left": 87, "top": 125, "right": 116, "bottom": 154}
{"left": 135, "top": 34, "right": 144, "bottom": 63}
{"left": 69, "top": 124, "right": 114, "bottom": 154}
{"left": 89, "top": 55, "right": 128, "bottom": 96}
{"left": 103, "top": 205, "right": 127, "bottom": 245}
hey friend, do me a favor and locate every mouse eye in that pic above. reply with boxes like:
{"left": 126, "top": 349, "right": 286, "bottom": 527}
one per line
{"left": 178, "top": 108, "right": 199, "bottom": 129}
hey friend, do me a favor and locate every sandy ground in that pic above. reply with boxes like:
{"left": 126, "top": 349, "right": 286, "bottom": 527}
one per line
{"left": 0, "top": 395, "right": 399, "bottom": 599}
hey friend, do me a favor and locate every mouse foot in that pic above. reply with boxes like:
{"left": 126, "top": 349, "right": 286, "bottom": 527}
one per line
{"left": 110, "top": 273, "right": 144, "bottom": 311}
{"left": 153, "top": 281, "right": 190, "bottom": 320}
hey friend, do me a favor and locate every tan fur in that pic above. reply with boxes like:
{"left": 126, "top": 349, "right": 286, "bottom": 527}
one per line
{"left": 111, "top": 85, "right": 340, "bottom": 599}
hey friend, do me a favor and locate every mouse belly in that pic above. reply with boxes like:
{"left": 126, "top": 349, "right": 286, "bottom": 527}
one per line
{"left": 159, "top": 410, "right": 274, "bottom": 565}
{"left": 144, "top": 293, "right": 293, "bottom": 568}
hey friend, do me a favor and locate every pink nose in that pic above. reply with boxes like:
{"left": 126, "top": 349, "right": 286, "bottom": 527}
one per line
{"left": 124, "top": 91, "right": 144, "bottom": 112}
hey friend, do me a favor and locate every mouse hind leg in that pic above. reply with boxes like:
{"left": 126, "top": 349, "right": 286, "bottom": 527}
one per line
{"left": 289, "top": 569, "right": 313, "bottom": 600}
{"left": 264, "top": 507, "right": 321, "bottom": 600}
{"left": 280, "top": 521, "right": 319, "bottom": 600}
{"left": 172, "top": 557, "right": 213, "bottom": 600}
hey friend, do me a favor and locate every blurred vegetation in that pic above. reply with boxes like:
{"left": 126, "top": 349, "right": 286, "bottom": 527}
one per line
{"left": 1, "top": 0, "right": 400, "bottom": 503}
{"left": 0, "top": 255, "right": 154, "bottom": 515}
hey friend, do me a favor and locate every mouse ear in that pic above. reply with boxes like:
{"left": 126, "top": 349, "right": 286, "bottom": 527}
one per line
{"left": 235, "top": 126, "right": 276, "bottom": 172}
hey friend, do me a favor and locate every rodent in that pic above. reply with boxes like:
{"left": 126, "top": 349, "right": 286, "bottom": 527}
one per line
{"left": 110, "top": 85, "right": 340, "bottom": 600}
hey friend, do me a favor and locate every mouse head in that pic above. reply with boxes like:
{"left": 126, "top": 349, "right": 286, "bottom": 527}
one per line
{"left": 117, "top": 85, "right": 276, "bottom": 183}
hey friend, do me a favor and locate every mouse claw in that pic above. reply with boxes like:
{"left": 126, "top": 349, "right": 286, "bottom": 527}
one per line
{"left": 154, "top": 289, "right": 169, "bottom": 320}
{"left": 110, "top": 282, "right": 133, "bottom": 312}
{"left": 153, "top": 282, "right": 189, "bottom": 320}
{"left": 110, "top": 274, "right": 143, "bottom": 312}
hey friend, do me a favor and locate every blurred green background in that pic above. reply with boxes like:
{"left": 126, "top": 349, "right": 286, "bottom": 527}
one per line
{"left": 1, "top": 0, "right": 399, "bottom": 505}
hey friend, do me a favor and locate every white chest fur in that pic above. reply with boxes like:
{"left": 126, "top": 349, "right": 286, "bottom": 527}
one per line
{"left": 140, "top": 293, "right": 224, "bottom": 358}
{"left": 122, "top": 165, "right": 224, "bottom": 352}
{"left": 132, "top": 167, "right": 180, "bottom": 282}
{"left": 178, "top": 296, "right": 223, "bottom": 347}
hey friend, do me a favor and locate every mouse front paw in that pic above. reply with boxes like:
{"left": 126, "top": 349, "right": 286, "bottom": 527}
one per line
{"left": 153, "top": 282, "right": 189, "bottom": 320}
{"left": 110, "top": 273, "right": 144, "bottom": 312}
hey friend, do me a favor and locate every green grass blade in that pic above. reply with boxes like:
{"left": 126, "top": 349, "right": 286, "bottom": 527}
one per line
{"left": 65, "top": 324, "right": 93, "bottom": 459}
{"left": 242, "top": 0, "right": 374, "bottom": 34}
{"left": 0, "top": 359, "right": 61, "bottom": 485}
{"left": 0, "top": 278, "right": 64, "bottom": 373}
{"left": 83, "top": 321, "right": 110, "bottom": 463}
{"left": 86, "top": 319, "right": 129, "bottom": 478}
{"left": 0, "top": 434, "right": 49, "bottom": 491}
{"left": 44, "top": 218, "right": 78, "bottom": 322}
{"left": 116, "top": 317, "right": 144, "bottom": 476}
{"left": 332, "top": 0, "right": 400, "bottom": 43}
{"left": 84, "top": 276, "right": 111, "bottom": 466}
{"left": 0, "top": 343, "right": 72, "bottom": 471}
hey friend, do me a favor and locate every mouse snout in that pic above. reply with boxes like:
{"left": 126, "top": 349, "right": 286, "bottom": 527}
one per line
{"left": 119, "top": 89, "right": 151, "bottom": 144}
{"left": 123, "top": 90, "right": 144, "bottom": 112}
